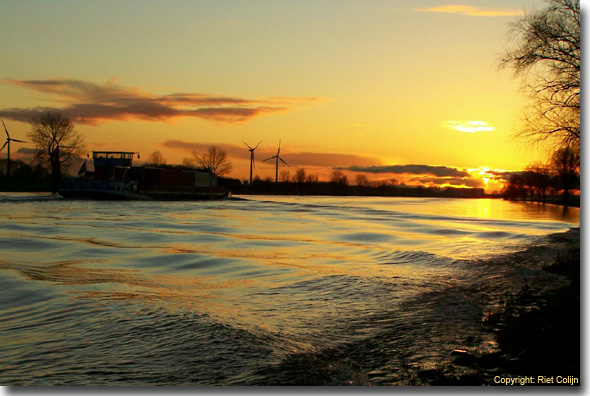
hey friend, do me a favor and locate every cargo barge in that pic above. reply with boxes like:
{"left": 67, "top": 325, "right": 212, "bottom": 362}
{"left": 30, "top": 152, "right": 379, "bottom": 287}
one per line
{"left": 59, "top": 151, "right": 229, "bottom": 200}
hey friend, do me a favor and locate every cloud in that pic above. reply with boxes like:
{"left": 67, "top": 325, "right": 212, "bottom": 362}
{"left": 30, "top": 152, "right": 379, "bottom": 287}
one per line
{"left": 488, "top": 169, "right": 517, "bottom": 182}
{"left": 279, "top": 152, "right": 380, "bottom": 168}
{"left": 163, "top": 140, "right": 250, "bottom": 160}
{"left": 410, "top": 176, "right": 484, "bottom": 188}
{"left": 162, "top": 139, "right": 380, "bottom": 167}
{"left": 0, "top": 78, "right": 320, "bottom": 125}
{"left": 343, "top": 164, "right": 485, "bottom": 188}
{"left": 16, "top": 147, "right": 40, "bottom": 155}
{"left": 442, "top": 120, "right": 495, "bottom": 133}
{"left": 417, "top": 5, "right": 523, "bottom": 17}
{"left": 346, "top": 164, "right": 470, "bottom": 178}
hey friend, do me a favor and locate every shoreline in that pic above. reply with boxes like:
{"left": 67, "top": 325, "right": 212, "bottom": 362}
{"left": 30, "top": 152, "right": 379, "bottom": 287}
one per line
{"left": 0, "top": 188, "right": 581, "bottom": 208}
{"left": 243, "top": 228, "right": 580, "bottom": 386}
{"left": 413, "top": 227, "right": 580, "bottom": 386}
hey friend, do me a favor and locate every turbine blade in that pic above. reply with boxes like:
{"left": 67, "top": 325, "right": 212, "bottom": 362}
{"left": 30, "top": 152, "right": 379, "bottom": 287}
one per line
{"left": 277, "top": 139, "right": 281, "bottom": 155}
{"left": 279, "top": 156, "right": 289, "bottom": 167}
{"left": 10, "top": 138, "right": 26, "bottom": 143}
{"left": 263, "top": 155, "right": 276, "bottom": 162}
{"left": 253, "top": 140, "right": 262, "bottom": 150}
{"left": 1, "top": 119, "right": 8, "bottom": 139}
{"left": 0, "top": 141, "right": 7, "bottom": 153}
{"left": 243, "top": 142, "right": 253, "bottom": 150}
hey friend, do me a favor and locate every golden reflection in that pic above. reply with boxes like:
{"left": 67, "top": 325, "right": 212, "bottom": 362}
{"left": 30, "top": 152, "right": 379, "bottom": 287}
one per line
{"left": 474, "top": 198, "right": 492, "bottom": 219}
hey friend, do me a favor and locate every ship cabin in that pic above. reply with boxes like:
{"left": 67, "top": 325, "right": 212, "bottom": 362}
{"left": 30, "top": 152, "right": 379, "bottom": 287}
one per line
{"left": 92, "top": 151, "right": 138, "bottom": 180}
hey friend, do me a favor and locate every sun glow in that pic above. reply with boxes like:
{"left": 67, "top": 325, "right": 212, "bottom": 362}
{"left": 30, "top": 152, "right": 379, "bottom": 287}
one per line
{"left": 479, "top": 167, "right": 492, "bottom": 186}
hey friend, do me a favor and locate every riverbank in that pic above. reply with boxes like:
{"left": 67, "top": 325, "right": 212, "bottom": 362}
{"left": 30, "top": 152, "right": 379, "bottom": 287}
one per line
{"left": 413, "top": 228, "right": 580, "bottom": 386}
{"left": 241, "top": 228, "right": 580, "bottom": 387}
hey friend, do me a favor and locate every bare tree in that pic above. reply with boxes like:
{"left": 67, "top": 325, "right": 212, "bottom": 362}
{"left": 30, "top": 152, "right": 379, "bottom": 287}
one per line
{"left": 279, "top": 169, "right": 290, "bottom": 182}
{"left": 306, "top": 173, "right": 319, "bottom": 183}
{"left": 500, "top": 0, "right": 580, "bottom": 150}
{"left": 293, "top": 168, "right": 307, "bottom": 184}
{"left": 192, "top": 146, "right": 233, "bottom": 176}
{"left": 145, "top": 150, "right": 167, "bottom": 167}
{"left": 550, "top": 145, "right": 579, "bottom": 205}
{"left": 28, "top": 112, "right": 86, "bottom": 193}
{"left": 330, "top": 170, "right": 348, "bottom": 186}
{"left": 525, "top": 163, "right": 552, "bottom": 203}
{"left": 182, "top": 157, "right": 196, "bottom": 169}
{"left": 356, "top": 174, "right": 370, "bottom": 187}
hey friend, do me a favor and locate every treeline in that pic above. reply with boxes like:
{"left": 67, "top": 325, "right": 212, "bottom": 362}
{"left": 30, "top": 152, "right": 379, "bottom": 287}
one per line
{"left": 219, "top": 174, "right": 485, "bottom": 198}
{"left": 502, "top": 146, "right": 579, "bottom": 206}
{"left": 0, "top": 158, "right": 53, "bottom": 191}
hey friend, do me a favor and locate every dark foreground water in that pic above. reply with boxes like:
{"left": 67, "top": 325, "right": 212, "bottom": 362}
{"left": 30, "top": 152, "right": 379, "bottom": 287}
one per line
{"left": 0, "top": 194, "right": 579, "bottom": 385}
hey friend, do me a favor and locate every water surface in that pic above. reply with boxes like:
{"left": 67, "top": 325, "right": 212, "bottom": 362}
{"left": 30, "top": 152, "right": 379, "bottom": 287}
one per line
{"left": 0, "top": 194, "right": 579, "bottom": 385}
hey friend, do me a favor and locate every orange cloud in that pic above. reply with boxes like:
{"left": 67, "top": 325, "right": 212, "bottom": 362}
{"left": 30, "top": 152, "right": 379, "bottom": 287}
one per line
{"left": 417, "top": 5, "right": 523, "bottom": 17}
{"left": 0, "top": 78, "right": 319, "bottom": 125}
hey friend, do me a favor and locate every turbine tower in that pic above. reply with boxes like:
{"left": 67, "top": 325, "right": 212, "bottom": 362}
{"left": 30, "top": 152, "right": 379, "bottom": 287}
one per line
{"left": 243, "top": 140, "right": 262, "bottom": 186}
{"left": 263, "top": 140, "right": 289, "bottom": 182}
{"left": 1, "top": 119, "right": 26, "bottom": 178}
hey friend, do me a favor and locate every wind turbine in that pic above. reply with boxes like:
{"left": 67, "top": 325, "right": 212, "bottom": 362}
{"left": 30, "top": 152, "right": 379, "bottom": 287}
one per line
{"left": 263, "top": 140, "right": 289, "bottom": 182}
{"left": 1, "top": 119, "right": 26, "bottom": 178}
{"left": 243, "top": 140, "right": 262, "bottom": 186}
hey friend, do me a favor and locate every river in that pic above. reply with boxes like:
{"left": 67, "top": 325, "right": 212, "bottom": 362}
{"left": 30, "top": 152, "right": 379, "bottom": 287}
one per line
{"left": 0, "top": 194, "right": 579, "bottom": 385}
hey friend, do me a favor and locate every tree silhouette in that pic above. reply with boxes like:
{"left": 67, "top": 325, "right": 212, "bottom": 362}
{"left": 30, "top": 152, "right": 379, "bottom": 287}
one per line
{"left": 181, "top": 157, "right": 196, "bottom": 169}
{"left": 145, "top": 150, "right": 166, "bottom": 167}
{"left": 279, "top": 169, "right": 290, "bottom": 182}
{"left": 500, "top": 0, "right": 580, "bottom": 151}
{"left": 330, "top": 170, "right": 349, "bottom": 195}
{"left": 330, "top": 170, "right": 348, "bottom": 186}
{"left": 28, "top": 112, "right": 86, "bottom": 193}
{"left": 192, "top": 146, "right": 233, "bottom": 176}
{"left": 355, "top": 174, "right": 370, "bottom": 187}
{"left": 293, "top": 168, "right": 307, "bottom": 184}
{"left": 525, "top": 163, "right": 552, "bottom": 203}
{"left": 550, "top": 145, "right": 579, "bottom": 205}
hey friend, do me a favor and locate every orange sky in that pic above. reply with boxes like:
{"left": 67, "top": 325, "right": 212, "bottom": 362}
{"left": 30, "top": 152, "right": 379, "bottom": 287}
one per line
{"left": 0, "top": 1, "right": 550, "bottom": 192}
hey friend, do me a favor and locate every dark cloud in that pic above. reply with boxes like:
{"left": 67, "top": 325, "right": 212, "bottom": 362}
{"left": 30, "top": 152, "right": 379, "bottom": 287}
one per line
{"left": 346, "top": 164, "right": 470, "bottom": 178}
{"left": 0, "top": 79, "right": 319, "bottom": 125}
{"left": 489, "top": 170, "right": 516, "bottom": 182}
{"left": 16, "top": 147, "right": 40, "bottom": 155}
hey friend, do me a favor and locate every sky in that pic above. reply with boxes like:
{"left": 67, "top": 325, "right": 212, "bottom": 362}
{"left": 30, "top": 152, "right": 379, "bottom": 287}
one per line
{"left": 0, "top": 0, "right": 556, "bottom": 192}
